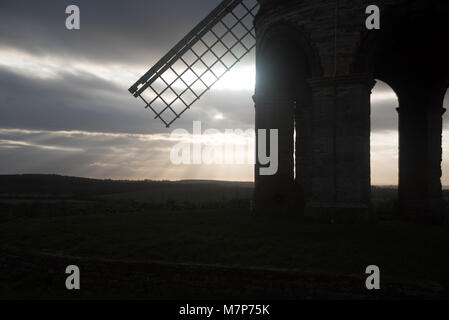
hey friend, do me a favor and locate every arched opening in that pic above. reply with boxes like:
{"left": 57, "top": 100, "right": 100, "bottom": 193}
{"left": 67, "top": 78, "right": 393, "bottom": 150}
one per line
{"left": 443, "top": 88, "right": 449, "bottom": 196}
{"left": 370, "top": 80, "right": 399, "bottom": 215}
{"left": 354, "top": 2, "right": 449, "bottom": 216}
{"left": 254, "top": 23, "right": 317, "bottom": 214}
{"left": 256, "top": 24, "right": 310, "bottom": 182}
{"left": 370, "top": 80, "right": 399, "bottom": 187}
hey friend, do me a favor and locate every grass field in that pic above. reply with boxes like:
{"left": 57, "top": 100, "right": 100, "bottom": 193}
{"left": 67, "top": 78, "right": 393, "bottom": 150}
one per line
{"left": 2, "top": 200, "right": 449, "bottom": 287}
{"left": 1, "top": 176, "right": 449, "bottom": 299}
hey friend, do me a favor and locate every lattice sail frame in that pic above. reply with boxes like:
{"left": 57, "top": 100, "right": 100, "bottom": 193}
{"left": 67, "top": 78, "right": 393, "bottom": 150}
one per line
{"left": 129, "top": 0, "right": 259, "bottom": 128}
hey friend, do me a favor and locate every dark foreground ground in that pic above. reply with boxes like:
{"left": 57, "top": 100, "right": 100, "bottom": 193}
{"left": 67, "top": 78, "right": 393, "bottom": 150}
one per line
{"left": 1, "top": 175, "right": 449, "bottom": 299}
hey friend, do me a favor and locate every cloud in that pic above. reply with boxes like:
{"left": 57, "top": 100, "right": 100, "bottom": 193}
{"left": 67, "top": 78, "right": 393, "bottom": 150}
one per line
{"left": 0, "top": 0, "right": 227, "bottom": 66}
{"left": 0, "top": 128, "right": 254, "bottom": 181}
{"left": 0, "top": 53, "right": 255, "bottom": 135}
{"left": 0, "top": 1, "right": 447, "bottom": 184}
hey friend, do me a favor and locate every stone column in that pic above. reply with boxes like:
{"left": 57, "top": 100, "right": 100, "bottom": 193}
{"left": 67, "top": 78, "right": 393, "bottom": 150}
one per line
{"left": 426, "top": 106, "right": 446, "bottom": 207}
{"left": 304, "top": 74, "right": 373, "bottom": 222}
{"left": 397, "top": 86, "right": 447, "bottom": 218}
{"left": 253, "top": 95, "right": 296, "bottom": 216}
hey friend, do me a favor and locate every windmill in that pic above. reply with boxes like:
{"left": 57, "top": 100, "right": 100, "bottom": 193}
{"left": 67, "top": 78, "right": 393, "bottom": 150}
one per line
{"left": 129, "top": 0, "right": 259, "bottom": 128}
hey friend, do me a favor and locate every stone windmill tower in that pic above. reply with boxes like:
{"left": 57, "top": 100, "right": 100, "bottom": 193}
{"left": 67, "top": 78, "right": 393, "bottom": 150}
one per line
{"left": 130, "top": 0, "right": 449, "bottom": 222}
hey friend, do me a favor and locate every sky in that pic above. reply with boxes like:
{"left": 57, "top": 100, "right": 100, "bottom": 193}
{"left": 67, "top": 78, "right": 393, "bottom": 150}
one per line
{"left": 0, "top": 0, "right": 448, "bottom": 185}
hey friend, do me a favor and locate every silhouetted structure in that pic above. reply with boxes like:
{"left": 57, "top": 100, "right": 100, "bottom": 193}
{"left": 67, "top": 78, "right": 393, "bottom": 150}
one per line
{"left": 254, "top": 0, "right": 449, "bottom": 221}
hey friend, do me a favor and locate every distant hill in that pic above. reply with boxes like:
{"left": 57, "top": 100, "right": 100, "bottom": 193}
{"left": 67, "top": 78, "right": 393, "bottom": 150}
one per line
{"left": 0, "top": 174, "right": 254, "bottom": 203}
{"left": 0, "top": 174, "right": 447, "bottom": 203}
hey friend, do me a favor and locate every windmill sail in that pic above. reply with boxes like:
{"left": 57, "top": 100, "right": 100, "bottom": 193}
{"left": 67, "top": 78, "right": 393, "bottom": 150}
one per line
{"left": 129, "top": 0, "right": 259, "bottom": 127}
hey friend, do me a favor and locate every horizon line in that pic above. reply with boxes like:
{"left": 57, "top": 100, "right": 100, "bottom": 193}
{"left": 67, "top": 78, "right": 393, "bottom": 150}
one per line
{"left": 2, "top": 173, "right": 449, "bottom": 189}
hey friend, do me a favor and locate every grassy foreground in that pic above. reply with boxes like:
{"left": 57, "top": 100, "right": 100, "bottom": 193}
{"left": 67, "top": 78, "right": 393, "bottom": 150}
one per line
{"left": 1, "top": 176, "right": 448, "bottom": 298}
{"left": 1, "top": 199, "right": 449, "bottom": 289}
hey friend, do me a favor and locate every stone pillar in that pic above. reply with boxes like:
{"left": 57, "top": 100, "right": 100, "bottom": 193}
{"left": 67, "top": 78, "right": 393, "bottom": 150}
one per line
{"left": 427, "top": 107, "right": 446, "bottom": 205}
{"left": 253, "top": 95, "right": 296, "bottom": 216}
{"left": 397, "top": 87, "right": 447, "bottom": 218}
{"left": 303, "top": 74, "right": 373, "bottom": 222}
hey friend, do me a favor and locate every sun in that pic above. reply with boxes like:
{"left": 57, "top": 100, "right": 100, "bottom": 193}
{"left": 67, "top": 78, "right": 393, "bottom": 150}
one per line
{"left": 213, "top": 65, "right": 255, "bottom": 91}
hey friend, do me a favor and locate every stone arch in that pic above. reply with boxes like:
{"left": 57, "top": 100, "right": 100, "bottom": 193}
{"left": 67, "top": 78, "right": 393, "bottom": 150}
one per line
{"left": 351, "top": 2, "right": 449, "bottom": 217}
{"left": 256, "top": 21, "right": 323, "bottom": 95}
{"left": 256, "top": 21, "right": 322, "bottom": 183}
{"left": 253, "top": 21, "right": 322, "bottom": 216}
{"left": 253, "top": 0, "right": 449, "bottom": 220}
